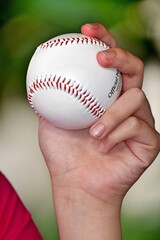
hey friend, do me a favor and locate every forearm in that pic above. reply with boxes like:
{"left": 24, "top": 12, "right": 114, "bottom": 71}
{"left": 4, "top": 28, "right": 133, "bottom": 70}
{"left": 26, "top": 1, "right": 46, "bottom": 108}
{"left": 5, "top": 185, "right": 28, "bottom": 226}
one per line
{"left": 52, "top": 186, "right": 122, "bottom": 240}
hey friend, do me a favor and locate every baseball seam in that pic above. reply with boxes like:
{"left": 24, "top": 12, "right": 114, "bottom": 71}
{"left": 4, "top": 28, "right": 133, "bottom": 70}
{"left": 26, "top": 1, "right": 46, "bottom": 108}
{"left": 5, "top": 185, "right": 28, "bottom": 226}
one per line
{"left": 28, "top": 75, "right": 106, "bottom": 119}
{"left": 36, "top": 36, "right": 107, "bottom": 50}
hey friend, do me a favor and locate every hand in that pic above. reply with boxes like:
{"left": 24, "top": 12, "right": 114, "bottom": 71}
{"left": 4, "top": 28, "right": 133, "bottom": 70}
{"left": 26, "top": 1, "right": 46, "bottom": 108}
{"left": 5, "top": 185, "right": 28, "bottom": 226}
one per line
{"left": 38, "top": 23, "right": 159, "bottom": 240}
{"left": 39, "top": 23, "right": 159, "bottom": 203}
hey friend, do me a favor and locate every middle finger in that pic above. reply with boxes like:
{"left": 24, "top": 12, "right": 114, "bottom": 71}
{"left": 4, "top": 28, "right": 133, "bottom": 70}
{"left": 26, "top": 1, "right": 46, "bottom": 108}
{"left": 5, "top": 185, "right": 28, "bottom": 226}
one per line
{"left": 97, "top": 48, "right": 144, "bottom": 91}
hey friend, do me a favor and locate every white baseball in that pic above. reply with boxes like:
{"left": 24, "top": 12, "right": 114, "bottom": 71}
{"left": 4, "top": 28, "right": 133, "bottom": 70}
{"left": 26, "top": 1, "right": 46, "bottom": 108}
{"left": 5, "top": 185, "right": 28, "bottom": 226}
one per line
{"left": 26, "top": 33, "right": 122, "bottom": 130}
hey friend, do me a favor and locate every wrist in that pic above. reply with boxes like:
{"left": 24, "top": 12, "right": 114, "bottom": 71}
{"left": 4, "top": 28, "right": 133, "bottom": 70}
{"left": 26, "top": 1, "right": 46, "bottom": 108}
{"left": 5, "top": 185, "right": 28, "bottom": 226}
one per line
{"left": 52, "top": 185, "right": 122, "bottom": 240}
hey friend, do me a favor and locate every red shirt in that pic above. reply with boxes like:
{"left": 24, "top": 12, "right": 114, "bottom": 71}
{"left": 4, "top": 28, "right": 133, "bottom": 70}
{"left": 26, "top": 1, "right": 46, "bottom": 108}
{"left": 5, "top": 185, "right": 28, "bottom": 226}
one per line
{"left": 0, "top": 172, "right": 43, "bottom": 240}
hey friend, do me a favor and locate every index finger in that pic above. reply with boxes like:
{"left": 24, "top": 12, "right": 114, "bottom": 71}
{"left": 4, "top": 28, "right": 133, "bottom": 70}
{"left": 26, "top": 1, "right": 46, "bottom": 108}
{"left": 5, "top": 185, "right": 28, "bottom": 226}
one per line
{"left": 81, "top": 23, "right": 117, "bottom": 48}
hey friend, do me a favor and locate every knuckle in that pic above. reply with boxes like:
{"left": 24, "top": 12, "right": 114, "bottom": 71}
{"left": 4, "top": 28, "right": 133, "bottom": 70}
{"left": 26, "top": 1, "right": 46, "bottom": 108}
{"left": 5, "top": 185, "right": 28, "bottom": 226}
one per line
{"left": 111, "top": 37, "right": 117, "bottom": 48}
{"left": 128, "top": 116, "right": 142, "bottom": 131}
{"left": 130, "top": 87, "right": 146, "bottom": 104}
{"left": 152, "top": 132, "right": 160, "bottom": 152}
{"left": 137, "top": 58, "right": 144, "bottom": 73}
{"left": 116, "top": 48, "right": 128, "bottom": 59}
{"left": 114, "top": 48, "right": 144, "bottom": 75}
{"left": 113, "top": 48, "right": 129, "bottom": 68}
{"left": 107, "top": 110, "right": 120, "bottom": 125}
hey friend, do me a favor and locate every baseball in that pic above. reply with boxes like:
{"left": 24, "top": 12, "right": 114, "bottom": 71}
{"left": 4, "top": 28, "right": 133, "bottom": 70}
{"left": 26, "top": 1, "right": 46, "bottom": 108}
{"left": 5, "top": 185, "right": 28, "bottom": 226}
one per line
{"left": 26, "top": 33, "right": 122, "bottom": 130}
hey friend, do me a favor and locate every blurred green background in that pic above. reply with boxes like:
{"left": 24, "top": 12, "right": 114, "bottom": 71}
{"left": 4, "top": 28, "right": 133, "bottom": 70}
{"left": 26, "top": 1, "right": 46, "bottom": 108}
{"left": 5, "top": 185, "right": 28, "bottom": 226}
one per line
{"left": 0, "top": 0, "right": 160, "bottom": 239}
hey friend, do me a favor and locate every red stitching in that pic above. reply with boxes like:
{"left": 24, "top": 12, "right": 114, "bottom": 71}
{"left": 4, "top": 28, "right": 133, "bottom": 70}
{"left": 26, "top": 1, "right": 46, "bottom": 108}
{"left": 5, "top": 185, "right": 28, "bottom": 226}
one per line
{"left": 28, "top": 75, "right": 105, "bottom": 118}
{"left": 37, "top": 36, "right": 107, "bottom": 50}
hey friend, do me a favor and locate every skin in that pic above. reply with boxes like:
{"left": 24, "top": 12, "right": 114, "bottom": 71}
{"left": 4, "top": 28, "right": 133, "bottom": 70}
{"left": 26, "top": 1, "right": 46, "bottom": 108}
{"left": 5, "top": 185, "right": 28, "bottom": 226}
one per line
{"left": 38, "top": 23, "right": 160, "bottom": 240}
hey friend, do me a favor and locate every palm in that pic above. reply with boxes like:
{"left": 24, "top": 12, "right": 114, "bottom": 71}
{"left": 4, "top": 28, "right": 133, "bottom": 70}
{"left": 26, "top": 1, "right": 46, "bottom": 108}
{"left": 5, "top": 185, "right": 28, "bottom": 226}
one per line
{"left": 39, "top": 120, "right": 148, "bottom": 201}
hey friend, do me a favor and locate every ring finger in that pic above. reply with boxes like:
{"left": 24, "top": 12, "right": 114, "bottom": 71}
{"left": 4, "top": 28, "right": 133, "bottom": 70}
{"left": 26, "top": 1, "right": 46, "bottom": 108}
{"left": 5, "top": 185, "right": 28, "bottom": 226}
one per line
{"left": 90, "top": 88, "right": 154, "bottom": 140}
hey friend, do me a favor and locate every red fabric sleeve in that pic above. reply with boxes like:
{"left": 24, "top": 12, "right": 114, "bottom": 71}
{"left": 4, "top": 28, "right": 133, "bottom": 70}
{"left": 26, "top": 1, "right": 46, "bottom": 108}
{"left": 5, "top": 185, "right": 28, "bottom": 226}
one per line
{"left": 0, "top": 172, "right": 43, "bottom": 240}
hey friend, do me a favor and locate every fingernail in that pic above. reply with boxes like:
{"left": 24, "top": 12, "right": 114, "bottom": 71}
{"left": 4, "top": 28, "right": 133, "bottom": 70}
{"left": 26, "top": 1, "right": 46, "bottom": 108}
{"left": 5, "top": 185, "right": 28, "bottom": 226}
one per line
{"left": 85, "top": 23, "right": 98, "bottom": 29}
{"left": 100, "top": 50, "right": 115, "bottom": 59}
{"left": 90, "top": 123, "right": 105, "bottom": 138}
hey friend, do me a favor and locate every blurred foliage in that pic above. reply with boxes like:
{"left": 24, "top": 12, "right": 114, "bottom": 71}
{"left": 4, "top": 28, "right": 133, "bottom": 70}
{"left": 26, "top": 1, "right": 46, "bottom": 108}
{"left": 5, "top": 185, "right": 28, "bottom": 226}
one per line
{"left": 122, "top": 213, "right": 160, "bottom": 240}
{"left": 0, "top": 0, "right": 158, "bottom": 103}
{"left": 34, "top": 213, "right": 59, "bottom": 240}
{"left": 0, "top": 0, "right": 160, "bottom": 239}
